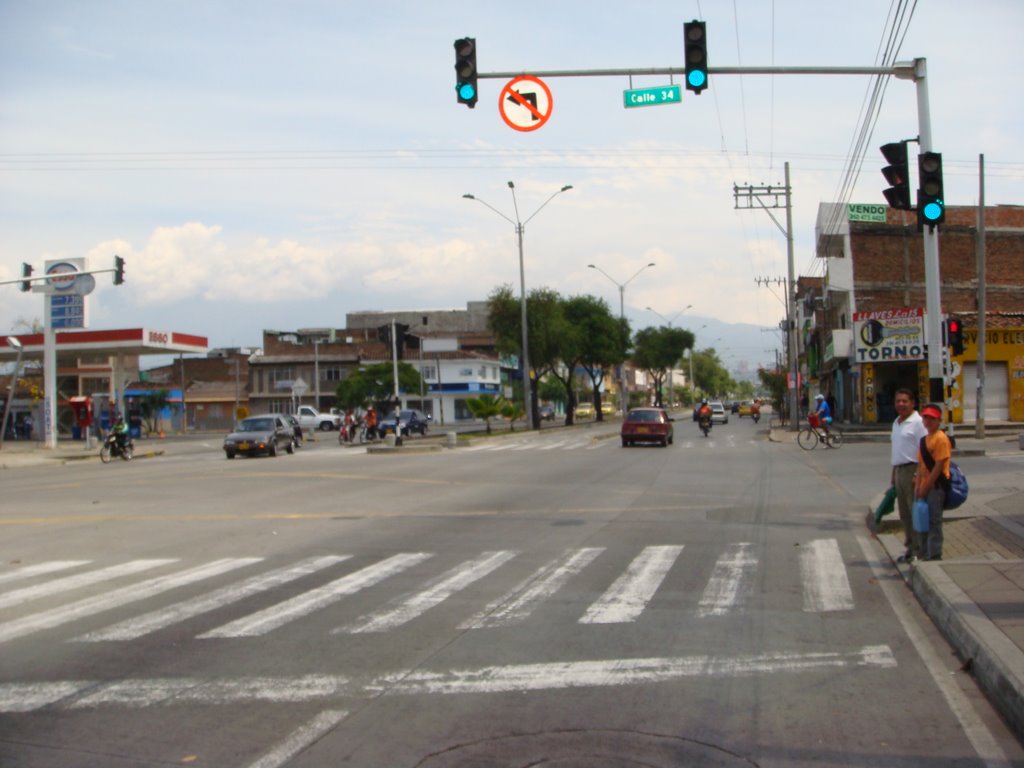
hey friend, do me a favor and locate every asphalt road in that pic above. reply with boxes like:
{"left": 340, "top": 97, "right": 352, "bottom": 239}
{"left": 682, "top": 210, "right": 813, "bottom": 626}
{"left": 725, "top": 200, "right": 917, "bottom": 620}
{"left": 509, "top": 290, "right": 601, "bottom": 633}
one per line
{"left": 2, "top": 418, "right": 1022, "bottom": 767}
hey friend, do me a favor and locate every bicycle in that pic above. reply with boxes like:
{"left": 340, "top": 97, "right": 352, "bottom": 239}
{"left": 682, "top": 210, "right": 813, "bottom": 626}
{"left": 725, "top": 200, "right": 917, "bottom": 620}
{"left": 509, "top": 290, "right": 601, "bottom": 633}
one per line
{"left": 797, "top": 414, "right": 843, "bottom": 450}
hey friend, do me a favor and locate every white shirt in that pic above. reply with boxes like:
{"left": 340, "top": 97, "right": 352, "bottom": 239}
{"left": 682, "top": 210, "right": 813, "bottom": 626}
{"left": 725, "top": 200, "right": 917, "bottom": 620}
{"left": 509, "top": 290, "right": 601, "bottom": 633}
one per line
{"left": 891, "top": 411, "right": 927, "bottom": 466}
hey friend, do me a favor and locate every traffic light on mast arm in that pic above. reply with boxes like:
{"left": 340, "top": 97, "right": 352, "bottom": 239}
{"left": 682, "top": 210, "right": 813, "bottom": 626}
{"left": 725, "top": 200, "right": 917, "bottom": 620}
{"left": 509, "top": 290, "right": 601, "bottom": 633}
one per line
{"left": 20, "top": 262, "right": 33, "bottom": 292}
{"left": 880, "top": 141, "right": 911, "bottom": 210}
{"left": 113, "top": 255, "right": 125, "bottom": 285}
{"left": 917, "top": 151, "right": 945, "bottom": 228}
{"left": 684, "top": 21, "right": 708, "bottom": 94}
{"left": 453, "top": 37, "right": 478, "bottom": 108}
{"left": 946, "top": 316, "right": 965, "bottom": 356}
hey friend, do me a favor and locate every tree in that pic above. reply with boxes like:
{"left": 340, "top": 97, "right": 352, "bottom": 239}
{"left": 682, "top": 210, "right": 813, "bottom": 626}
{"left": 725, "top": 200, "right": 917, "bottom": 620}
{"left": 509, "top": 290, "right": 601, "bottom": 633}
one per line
{"left": 334, "top": 362, "right": 422, "bottom": 411}
{"left": 691, "top": 348, "right": 733, "bottom": 400}
{"left": 631, "top": 326, "right": 694, "bottom": 407}
{"left": 565, "top": 295, "right": 623, "bottom": 422}
{"left": 487, "top": 284, "right": 569, "bottom": 428}
{"left": 466, "top": 394, "right": 506, "bottom": 434}
{"left": 138, "top": 390, "right": 170, "bottom": 434}
{"left": 500, "top": 399, "right": 525, "bottom": 431}
{"left": 758, "top": 366, "right": 787, "bottom": 421}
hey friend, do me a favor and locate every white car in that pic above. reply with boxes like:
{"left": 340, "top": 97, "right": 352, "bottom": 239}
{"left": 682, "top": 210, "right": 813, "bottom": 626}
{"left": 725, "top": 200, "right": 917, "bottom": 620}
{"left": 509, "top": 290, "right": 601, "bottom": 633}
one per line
{"left": 709, "top": 401, "right": 729, "bottom": 424}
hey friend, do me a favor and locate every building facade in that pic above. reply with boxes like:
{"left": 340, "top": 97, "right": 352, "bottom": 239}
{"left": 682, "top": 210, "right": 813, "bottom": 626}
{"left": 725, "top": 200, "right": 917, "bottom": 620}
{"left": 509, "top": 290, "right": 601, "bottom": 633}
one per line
{"left": 812, "top": 203, "right": 1024, "bottom": 424}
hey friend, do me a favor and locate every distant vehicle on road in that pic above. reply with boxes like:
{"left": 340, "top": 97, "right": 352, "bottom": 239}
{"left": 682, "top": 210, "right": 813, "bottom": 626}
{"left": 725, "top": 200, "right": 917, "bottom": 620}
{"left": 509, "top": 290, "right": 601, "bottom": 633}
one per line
{"left": 296, "top": 405, "right": 340, "bottom": 432}
{"left": 378, "top": 409, "right": 431, "bottom": 437}
{"left": 600, "top": 401, "right": 615, "bottom": 416}
{"left": 621, "top": 407, "right": 674, "bottom": 447}
{"left": 710, "top": 401, "right": 729, "bottom": 424}
{"left": 575, "top": 403, "right": 595, "bottom": 419}
{"left": 224, "top": 415, "right": 295, "bottom": 459}
{"left": 538, "top": 404, "right": 556, "bottom": 421}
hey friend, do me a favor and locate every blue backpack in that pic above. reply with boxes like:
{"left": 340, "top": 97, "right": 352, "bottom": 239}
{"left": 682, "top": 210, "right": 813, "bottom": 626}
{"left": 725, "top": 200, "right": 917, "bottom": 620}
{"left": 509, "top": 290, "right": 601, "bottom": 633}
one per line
{"left": 945, "top": 462, "right": 969, "bottom": 510}
{"left": 920, "top": 435, "right": 969, "bottom": 510}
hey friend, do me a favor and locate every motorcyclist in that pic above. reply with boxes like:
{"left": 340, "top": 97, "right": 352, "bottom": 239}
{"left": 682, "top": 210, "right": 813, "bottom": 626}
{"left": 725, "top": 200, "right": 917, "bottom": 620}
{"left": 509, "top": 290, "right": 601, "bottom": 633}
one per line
{"left": 697, "top": 399, "right": 713, "bottom": 429}
{"left": 342, "top": 410, "right": 356, "bottom": 444}
{"left": 751, "top": 398, "right": 761, "bottom": 422}
{"left": 112, "top": 417, "right": 129, "bottom": 453}
{"left": 364, "top": 406, "right": 378, "bottom": 440}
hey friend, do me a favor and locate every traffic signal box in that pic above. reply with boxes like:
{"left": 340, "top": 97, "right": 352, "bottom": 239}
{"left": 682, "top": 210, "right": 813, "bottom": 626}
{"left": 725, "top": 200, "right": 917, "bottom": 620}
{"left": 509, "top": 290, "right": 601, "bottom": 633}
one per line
{"left": 113, "top": 255, "right": 125, "bottom": 285}
{"left": 454, "top": 37, "right": 478, "bottom": 108}
{"left": 20, "top": 262, "right": 33, "bottom": 292}
{"left": 880, "top": 142, "right": 911, "bottom": 210}
{"left": 684, "top": 21, "right": 708, "bottom": 94}
{"left": 946, "top": 317, "right": 964, "bottom": 356}
{"left": 917, "top": 151, "right": 945, "bottom": 228}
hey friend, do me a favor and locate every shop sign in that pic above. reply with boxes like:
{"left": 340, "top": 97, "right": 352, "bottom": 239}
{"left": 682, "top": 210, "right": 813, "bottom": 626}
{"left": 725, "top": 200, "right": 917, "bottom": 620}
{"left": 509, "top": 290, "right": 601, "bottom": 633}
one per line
{"left": 853, "top": 307, "right": 925, "bottom": 362}
{"left": 848, "top": 203, "right": 887, "bottom": 223}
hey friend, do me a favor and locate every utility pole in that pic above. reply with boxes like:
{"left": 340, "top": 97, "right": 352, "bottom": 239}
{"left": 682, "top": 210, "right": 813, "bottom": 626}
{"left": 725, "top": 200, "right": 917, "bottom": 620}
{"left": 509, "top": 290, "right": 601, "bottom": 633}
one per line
{"left": 975, "top": 154, "right": 986, "bottom": 438}
{"left": 741, "top": 158, "right": 799, "bottom": 430}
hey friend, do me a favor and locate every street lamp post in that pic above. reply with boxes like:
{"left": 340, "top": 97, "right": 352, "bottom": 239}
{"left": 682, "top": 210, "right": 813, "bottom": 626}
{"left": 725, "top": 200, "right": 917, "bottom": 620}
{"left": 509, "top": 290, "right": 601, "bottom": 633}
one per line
{"left": 688, "top": 324, "right": 708, "bottom": 399}
{"left": 646, "top": 304, "right": 692, "bottom": 410}
{"left": 0, "top": 337, "right": 24, "bottom": 451}
{"left": 588, "top": 262, "right": 656, "bottom": 416}
{"left": 464, "top": 182, "right": 573, "bottom": 429}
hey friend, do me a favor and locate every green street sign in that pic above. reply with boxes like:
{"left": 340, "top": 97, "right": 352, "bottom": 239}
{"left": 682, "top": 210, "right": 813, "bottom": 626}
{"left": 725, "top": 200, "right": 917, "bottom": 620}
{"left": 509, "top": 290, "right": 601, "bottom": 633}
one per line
{"left": 623, "top": 84, "right": 681, "bottom": 109}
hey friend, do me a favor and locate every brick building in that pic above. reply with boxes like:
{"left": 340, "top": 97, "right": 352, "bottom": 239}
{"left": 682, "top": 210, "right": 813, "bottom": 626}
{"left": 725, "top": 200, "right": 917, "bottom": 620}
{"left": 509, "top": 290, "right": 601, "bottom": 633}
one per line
{"left": 813, "top": 203, "right": 1024, "bottom": 424}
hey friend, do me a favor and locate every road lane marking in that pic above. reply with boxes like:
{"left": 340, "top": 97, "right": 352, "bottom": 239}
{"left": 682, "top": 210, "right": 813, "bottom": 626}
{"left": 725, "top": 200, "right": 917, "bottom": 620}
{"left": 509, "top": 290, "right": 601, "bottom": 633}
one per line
{"left": 76, "top": 556, "right": 349, "bottom": 642}
{"left": 460, "top": 548, "right": 605, "bottom": 629}
{"left": 341, "top": 550, "right": 517, "bottom": 634}
{"left": 698, "top": 543, "right": 757, "bottom": 617}
{"left": 579, "top": 545, "right": 683, "bottom": 624}
{"left": 0, "top": 560, "right": 91, "bottom": 586}
{"left": 246, "top": 709, "right": 348, "bottom": 768}
{"left": 0, "top": 558, "right": 260, "bottom": 644}
{"left": 856, "top": 536, "right": 1009, "bottom": 768}
{"left": 0, "top": 559, "right": 176, "bottom": 610}
{"left": 201, "top": 553, "right": 432, "bottom": 638}
{"left": 800, "top": 538, "right": 854, "bottom": 612}
{"left": 0, "top": 645, "right": 897, "bottom": 711}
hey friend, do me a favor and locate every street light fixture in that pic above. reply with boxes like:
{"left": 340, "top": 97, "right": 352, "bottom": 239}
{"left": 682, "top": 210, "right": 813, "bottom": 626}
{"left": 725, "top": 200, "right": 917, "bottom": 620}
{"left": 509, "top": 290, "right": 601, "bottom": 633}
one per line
{"left": 588, "top": 262, "right": 656, "bottom": 416}
{"left": 646, "top": 305, "right": 692, "bottom": 409}
{"left": 0, "top": 336, "right": 24, "bottom": 451}
{"left": 464, "top": 182, "right": 573, "bottom": 429}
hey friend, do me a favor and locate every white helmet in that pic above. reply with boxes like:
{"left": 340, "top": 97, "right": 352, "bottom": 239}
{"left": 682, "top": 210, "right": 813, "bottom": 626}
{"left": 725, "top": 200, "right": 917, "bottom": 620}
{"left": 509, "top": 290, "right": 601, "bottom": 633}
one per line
{"left": 815, "top": 394, "right": 825, "bottom": 401}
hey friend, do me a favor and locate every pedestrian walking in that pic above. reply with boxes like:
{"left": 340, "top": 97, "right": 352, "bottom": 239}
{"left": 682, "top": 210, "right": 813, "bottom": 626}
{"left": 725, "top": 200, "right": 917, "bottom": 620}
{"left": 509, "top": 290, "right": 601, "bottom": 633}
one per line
{"left": 916, "top": 403, "right": 952, "bottom": 561}
{"left": 890, "top": 388, "right": 927, "bottom": 562}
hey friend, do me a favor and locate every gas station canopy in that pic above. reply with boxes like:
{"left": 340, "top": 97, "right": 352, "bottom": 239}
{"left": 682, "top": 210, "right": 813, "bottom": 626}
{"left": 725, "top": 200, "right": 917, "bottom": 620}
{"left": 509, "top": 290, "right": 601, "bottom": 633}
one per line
{"left": 0, "top": 328, "right": 208, "bottom": 359}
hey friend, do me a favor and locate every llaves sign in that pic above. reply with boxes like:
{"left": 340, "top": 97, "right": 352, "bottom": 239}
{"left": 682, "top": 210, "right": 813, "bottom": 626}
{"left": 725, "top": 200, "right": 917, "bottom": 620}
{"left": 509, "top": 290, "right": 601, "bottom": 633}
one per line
{"left": 852, "top": 308, "right": 925, "bottom": 362}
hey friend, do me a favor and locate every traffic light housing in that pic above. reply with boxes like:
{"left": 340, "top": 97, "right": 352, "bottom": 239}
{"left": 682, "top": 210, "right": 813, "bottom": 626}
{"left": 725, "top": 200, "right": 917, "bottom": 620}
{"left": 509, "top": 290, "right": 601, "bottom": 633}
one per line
{"left": 880, "top": 141, "right": 911, "bottom": 210}
{"left": 917, "top": 151, "right": 945, "bottom": 228}
{"left": 946, "top": 316, "right": 964, "bottom": 356}
{"left": 20, "top": 262, "right": 32, "bottom": 292}
{"left": 113, "top": 255, "right": 125, "bottom": 285}
{"left": 453, "top": 37, "right": 478, "bottom": 108}
{"left": 377, "top": 324, "right": 392, "bottom": 345}
{"left": 684, "top": 21, "right": 708, "bottom": 94}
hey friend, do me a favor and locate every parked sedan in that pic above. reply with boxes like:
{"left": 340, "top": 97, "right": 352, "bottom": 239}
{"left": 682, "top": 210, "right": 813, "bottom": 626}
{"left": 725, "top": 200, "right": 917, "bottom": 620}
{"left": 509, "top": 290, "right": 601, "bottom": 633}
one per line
{"left": 600, "top": 400, "right": 616, "bottom": 416}
{"left": 575, "top": 402, "right": 595, "bottom": 419}
{"left": 377, "top": 409, "right": 431, "bottom": 436}
{"left": 621, "top": 407, "right": 674, "bottom": 447}
{"left": 224, "top": 415, "right": 295, "bottom": 459}
{"left": 538, "top": 404, "right": 556, "bottom": 421}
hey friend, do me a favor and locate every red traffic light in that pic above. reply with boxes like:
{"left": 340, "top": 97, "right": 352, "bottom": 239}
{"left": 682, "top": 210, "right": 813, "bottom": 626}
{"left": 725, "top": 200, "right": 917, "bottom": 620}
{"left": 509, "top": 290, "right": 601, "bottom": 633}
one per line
{"left": 948, "top": 319, "right": 960, "bottom": 334}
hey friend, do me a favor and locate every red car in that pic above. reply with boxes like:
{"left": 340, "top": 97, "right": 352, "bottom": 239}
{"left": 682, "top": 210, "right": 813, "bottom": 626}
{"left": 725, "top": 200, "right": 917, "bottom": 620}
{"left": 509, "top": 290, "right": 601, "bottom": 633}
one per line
{"left": 621, "top": 407, "right": 674, "bottom": 447}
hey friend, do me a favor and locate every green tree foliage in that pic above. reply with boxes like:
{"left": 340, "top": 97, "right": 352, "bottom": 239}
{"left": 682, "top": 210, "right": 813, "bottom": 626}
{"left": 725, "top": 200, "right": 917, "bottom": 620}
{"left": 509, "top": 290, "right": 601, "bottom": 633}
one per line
{"left": 631, "top": 326, "right": 694, "bottom": 407}
{"left": 566, "top": 294, "right": 623, "bottom": 422}
{"left": 466, "top": 394, "right": 506, "bottom": 434}
{"left": 538, "top": 376, "right": 566, "bottom": 406}
{"left": 758, "top": 367, "right": 787, "bottom": 418}
{"left": 334, "top": 362, "right": 422, "bottom": 411}
{"left": 690, "top": 348, "right": 735, "bottom": 400}
{"left": 138, "top": 389, "right": 170, "bottom": 434}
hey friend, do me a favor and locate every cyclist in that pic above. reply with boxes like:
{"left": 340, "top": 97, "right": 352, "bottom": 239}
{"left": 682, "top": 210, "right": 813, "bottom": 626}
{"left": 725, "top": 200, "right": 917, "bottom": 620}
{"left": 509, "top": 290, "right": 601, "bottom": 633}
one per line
{"left": 813, "top": 393, "right": 833, "bottom": 441}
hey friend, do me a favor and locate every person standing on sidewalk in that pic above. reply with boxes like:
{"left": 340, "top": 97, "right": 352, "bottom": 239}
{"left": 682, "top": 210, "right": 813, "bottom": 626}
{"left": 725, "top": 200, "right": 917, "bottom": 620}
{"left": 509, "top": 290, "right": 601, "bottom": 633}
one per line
{"left": 891, "top": 388, "right": 927, "bottom": 563}
{"left": 916, "top": 403, "right": 952, "bottom": 561}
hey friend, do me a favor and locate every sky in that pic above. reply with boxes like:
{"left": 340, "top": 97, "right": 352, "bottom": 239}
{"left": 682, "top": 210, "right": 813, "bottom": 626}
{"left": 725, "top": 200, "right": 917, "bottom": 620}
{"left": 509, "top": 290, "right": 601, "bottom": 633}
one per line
{"left": 2, "top": 1, "right": 1022, "bottom": 374}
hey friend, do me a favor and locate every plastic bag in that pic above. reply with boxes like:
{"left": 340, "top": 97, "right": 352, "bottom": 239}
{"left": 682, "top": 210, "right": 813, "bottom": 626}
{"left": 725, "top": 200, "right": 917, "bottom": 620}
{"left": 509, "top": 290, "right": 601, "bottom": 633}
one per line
{"left": 873, "top": 486, "right": 898, "bottom": 525}
{"left": 912, "top": 498, "right": 930, "bottom": 533}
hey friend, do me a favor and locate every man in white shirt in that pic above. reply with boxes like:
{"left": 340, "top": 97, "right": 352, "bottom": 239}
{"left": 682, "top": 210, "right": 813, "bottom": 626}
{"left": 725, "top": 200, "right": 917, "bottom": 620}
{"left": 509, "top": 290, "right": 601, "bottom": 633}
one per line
{"left": 891, "top": 388, "right": 927, "bottom": 562}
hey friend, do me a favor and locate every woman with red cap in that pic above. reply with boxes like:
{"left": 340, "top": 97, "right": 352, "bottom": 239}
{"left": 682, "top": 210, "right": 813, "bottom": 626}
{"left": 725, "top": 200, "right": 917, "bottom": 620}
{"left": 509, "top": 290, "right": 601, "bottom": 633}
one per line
{"left": 915, "top": 403, "right": 952, "bottom": 561}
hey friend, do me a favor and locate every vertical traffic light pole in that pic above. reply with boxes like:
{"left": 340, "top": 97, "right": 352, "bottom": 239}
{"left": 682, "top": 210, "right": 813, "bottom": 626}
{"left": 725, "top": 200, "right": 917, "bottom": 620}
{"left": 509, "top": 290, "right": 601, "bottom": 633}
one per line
{"left": 911, "top": 58, "right": 946, "bottom": 408}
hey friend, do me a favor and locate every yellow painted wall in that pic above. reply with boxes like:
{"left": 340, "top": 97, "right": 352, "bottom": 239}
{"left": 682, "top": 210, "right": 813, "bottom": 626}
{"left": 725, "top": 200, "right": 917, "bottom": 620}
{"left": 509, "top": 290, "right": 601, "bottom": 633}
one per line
{"left": 950, "top": 327, "right": 1024, "bottom": 423}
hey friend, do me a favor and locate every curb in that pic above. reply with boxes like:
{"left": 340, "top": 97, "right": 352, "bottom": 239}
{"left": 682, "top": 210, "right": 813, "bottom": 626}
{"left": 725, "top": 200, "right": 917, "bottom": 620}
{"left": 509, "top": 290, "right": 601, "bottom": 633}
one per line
{"left": 911, "top": 561, "right": 1024, "bottom": 739}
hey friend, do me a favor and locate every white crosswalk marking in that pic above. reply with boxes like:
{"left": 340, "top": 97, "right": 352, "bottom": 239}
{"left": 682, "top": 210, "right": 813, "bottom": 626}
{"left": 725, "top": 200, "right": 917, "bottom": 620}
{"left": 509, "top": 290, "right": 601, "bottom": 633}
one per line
{"left": 201, "top": 552, "right": 432, "bottom": 638}
{"left": 75, "top": 556, "right": 349, "bottom": 642}
{"left": 698, "top": 543, "right": 757, "bottom": 617}
{"left": 0, "top": 561, "right": 91, "bottom": 586}
{"left": 460, "top": 548, "right": 605, "bottom": 629}
{"left": 800, "top": 538, "right": 854, "bottom": 612}
{"left": 0, "top": 559, "right": 176, "bottom": 611}
{"left": 0, "top": 558, "right": 260, "bottom": 644}
{"left": 537, "top": 440, "right": 569, "bottom": 451}
{"left": 341, "top": 551, "right": 517, "bottom": 634}
{"left": 579, "top": 545, "right": 684, "bottom": 624}
{"left": 246, "top": 709, "right": 349, "bottom": 768}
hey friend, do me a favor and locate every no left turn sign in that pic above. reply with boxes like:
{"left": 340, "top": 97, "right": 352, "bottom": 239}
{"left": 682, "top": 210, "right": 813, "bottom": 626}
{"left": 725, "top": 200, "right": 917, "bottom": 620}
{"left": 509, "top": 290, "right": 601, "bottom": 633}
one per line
{"left": 499, "top": 75, "right": 553, "bottom": 132}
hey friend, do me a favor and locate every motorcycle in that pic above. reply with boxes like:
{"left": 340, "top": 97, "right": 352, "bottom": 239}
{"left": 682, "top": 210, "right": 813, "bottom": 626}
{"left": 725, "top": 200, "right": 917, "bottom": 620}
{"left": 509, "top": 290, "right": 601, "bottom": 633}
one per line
{"left": 751, "top": 404, "right": 761, "bottom": 424}
{"left": 100, "top": 433, "right": 134, "bottom": 463}
{"left": 698, "top": 414, "right": 712, "bottom": 437}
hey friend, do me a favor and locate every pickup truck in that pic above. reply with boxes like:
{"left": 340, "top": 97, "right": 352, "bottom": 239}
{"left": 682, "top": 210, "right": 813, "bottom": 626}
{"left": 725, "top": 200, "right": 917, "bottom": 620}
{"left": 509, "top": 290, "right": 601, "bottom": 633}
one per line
{"left": 296, "top": 405, "right": 341, "bottom": 432}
